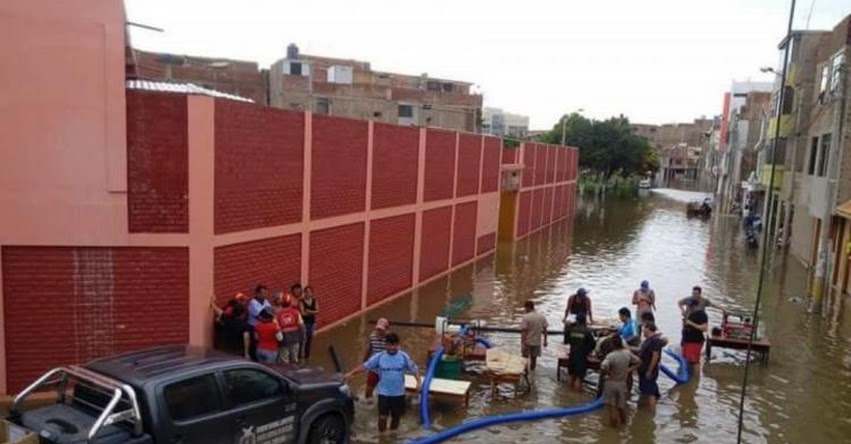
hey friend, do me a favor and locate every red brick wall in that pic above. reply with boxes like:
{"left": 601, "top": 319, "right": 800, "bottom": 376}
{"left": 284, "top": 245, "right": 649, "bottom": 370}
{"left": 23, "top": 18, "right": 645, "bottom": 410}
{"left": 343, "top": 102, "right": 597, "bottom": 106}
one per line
{"left": 311, "top": 116, "right": 368, "bottom": 219}
{"left": 424, "top": 129, "right": 456, "bottom": 202}
{"left": 371, "top": 123, "right": 418, "bottom": 210}
{"left": 477, "top": 233, "right": 496, "bottom": 255}
{"left": 553, "top": 184, "right": 565, "bottom": 220}
{"left": 367, "top": 214, "right": 415, "bottom": 305}
{"left": 419, "top": 206, "right": 452, "bottom": 281}
{"left": 215, "top": 101, "right": 304, "bottom": 234}
{"left": 502, "top": 147, "right": 518, "bottom": 165}
{"left": 456, "top": 134, "right": 481, "bottom": 197}
{"left": 517, "top": 191, "right": 532, "bottom": 237}
{"left": 546, "top": 146, "right": 556, "bottom": 184}
{"left": 544, "top": 186, "right": 554, "bottom": 223}
{"left": 481, "top": 138, "right": 501, "bottom": 193}
{"left": 522, "top": 145, "right": 535, "bottom": 187}
{"left": 532, "top": 188, "right": 545, "bottom": 230}
{"left": 535, "top": 144, "right": 547, "bottom": 186}
{"left": 2, "top": 246, "right": 189, "bottom": 392}
{"left": 452, "top": 202, "right": 477, "bottom": 266}
{"left": 213, "top": 235, "right": 302, "bottom": 303}
{"left": 309, "top": 223, "right": 365, "bottom": 326}
{"left": 127, "top": 91, "right": 188, "bottom": 233}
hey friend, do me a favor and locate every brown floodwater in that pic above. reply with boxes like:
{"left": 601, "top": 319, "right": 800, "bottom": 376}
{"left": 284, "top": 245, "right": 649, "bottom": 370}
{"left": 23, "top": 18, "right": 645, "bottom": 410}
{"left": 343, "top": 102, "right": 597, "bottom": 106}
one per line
{"left": 311, "top": 189, "right": 851, "bottom": 444}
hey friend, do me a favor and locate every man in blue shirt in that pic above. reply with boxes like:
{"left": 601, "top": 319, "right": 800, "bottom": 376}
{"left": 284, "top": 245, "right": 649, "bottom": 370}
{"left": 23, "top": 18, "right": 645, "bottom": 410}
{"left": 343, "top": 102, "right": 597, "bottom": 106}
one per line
{"left": 247, "top": 284, "right": 271, "bottom": 327}
{"left": 618, "top": 307, "right": 640, "bottom": 347}
{"left": 346, "top": 333, "right": 420, "bottom": 432}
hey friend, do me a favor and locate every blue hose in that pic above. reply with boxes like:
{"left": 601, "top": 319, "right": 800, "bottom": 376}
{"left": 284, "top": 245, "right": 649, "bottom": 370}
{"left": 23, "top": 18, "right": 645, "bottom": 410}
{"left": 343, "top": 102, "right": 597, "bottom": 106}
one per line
{"left": 659, "top": 348, "right": 690, "bottom": 385}
{"left": 475, "top": 337, "right": 493, "bottom": 349}
{"left": 421, "top": 326, "right": 472, "bottom": 429}
{"left": 407, "top": 396, "right": 604, "bottom": 444}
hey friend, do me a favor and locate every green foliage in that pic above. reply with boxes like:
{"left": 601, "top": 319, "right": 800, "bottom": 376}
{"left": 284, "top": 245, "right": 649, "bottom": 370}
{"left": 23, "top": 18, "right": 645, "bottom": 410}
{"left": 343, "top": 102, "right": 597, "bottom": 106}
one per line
{"left": 542, "top": 113, "right": 658, "bottom": 179}
{"left": 503, "top": 138, "right": 521, "bottom": 149}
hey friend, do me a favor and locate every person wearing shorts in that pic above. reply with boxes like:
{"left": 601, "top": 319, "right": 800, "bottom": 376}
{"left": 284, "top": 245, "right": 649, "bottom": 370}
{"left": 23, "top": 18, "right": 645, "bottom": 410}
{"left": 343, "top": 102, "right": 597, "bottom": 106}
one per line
{"left": 638, "top": 322, "right": 665, "bottom": 413}
{"left": 346, "top": 333, "right": 420, "bottom": 433}
{"left": 600, "top": 336, "right": 640, "bottom": 427}
{"left": 682, "top": 304, "right": 709, "bottom": 372}
{"left": 520, "top": 300, "right": 548, "bottom": 371}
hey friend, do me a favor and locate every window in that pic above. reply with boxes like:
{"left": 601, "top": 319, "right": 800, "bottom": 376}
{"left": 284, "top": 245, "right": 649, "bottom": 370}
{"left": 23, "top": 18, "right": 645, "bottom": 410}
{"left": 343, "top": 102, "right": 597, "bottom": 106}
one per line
{"left": 315, "top": 98, "right": 330, "bottom": 115}
{"left": 289, "top": 62, "right": 303, "bottom": 76}
{"left": 818, "top": 134, "right": 832, "bottom": 177}
{"left": 830, "top": 53, "right": 845, "bottom": 92}
{"left": 426, "top": 81, "right": 441, "bottom": 92}
{"left": 224, "top": 369, "right": 284, "bottom": 406}
{"left": 441, "top": 82, "right": 455, "bottom": 93}
{"left": 398, "top": 104, "right": 414, "bottom": 118}
{"left": 808, "top": 137, "right": 819, "bottom": 175}
{"left": 774, "top": 86, "right": 795, "bottom": 115}
{"left": 164, "top": 375, "right": 222, "bottom": 421}
{"left": 819, "top": 65, "right": 830, "bottom": 94}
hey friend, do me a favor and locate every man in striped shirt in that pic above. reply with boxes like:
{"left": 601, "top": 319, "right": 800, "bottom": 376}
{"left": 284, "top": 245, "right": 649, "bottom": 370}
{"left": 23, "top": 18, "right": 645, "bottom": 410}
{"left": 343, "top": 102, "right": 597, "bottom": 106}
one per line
{"left": 364, "top": 318, "right": 390, "bottom": 400}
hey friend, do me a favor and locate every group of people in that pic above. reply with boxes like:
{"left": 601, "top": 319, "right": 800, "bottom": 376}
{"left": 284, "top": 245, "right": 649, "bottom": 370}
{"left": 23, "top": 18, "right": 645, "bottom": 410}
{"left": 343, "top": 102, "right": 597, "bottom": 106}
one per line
{"left": 520, "top": 280, "right": 725, "bottom": 428}
{"left": 210, "top": 282, "right": 320, "bottom": 365}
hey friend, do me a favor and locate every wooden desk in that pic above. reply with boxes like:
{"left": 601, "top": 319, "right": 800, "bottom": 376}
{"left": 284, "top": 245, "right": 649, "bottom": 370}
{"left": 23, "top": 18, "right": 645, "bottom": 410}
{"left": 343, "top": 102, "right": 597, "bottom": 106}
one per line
{"left": 406, "top": 375, "right": 472, "bottom": 407}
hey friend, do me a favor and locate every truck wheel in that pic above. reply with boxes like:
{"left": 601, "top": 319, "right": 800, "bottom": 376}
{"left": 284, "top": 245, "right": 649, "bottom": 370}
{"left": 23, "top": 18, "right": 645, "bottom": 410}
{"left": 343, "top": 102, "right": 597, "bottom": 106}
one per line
{"left": 307, "top": 414, "right": 345, "bottom": 444}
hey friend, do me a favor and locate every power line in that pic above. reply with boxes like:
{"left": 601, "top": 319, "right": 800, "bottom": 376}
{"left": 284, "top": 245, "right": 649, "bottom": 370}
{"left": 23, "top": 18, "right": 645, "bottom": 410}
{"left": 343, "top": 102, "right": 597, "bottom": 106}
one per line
{"left": 735, "top": 1, "right": 796, "bottom": 443}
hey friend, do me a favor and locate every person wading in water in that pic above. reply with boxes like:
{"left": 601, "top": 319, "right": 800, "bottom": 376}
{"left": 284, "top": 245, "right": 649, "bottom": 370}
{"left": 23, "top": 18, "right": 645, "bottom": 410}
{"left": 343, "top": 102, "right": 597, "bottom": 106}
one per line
{"left": 564, "top": 287, "right": 593, "bottom": 344}
{"left": 632, "top": 280, "right": 656, "bottom": 325}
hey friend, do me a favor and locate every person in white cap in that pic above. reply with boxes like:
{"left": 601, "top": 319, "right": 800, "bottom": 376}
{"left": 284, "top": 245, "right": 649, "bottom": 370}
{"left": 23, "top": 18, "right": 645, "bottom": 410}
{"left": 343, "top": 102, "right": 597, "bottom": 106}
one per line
{"left": 363, "top": 317, "right": 391, "bottom": 400}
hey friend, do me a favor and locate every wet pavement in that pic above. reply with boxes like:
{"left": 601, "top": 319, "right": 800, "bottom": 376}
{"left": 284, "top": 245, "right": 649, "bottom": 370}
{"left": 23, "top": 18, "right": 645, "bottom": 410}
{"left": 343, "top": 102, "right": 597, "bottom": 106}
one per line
{"left": 312, "top": 189, "right": 851, "bottom": 443}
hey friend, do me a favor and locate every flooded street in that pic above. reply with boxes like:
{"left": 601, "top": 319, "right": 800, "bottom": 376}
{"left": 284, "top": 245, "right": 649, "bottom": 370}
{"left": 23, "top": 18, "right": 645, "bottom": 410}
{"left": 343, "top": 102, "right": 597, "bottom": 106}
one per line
{"left": 314, "top": 189, "right": 851, "bottom": 443}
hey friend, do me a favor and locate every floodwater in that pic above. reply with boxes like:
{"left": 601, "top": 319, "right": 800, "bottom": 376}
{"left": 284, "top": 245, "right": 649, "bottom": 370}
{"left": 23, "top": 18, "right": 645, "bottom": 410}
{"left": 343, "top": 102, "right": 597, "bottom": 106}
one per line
{"left": 311, "top": 189, "right": 851, "bottom": 444}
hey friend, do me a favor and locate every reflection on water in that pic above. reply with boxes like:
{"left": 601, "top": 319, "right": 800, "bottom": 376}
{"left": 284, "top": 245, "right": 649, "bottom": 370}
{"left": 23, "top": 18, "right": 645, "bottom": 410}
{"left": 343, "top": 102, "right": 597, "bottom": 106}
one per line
{"left": 313, "top": 189, "right": 851, "bottom": 444}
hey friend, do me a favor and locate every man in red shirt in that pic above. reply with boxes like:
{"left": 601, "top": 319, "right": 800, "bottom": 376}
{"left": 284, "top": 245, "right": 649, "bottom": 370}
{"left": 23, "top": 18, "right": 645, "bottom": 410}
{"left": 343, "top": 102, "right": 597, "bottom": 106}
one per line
{"left": 276, "top": 294, "right": 304, "bottom": 364}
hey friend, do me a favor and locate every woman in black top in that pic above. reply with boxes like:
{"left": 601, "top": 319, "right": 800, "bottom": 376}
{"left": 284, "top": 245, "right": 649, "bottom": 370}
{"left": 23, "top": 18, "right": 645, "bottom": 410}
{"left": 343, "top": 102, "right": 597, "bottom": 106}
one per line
{"left": 300, "top": 285, "right": 320, "bottom": 360}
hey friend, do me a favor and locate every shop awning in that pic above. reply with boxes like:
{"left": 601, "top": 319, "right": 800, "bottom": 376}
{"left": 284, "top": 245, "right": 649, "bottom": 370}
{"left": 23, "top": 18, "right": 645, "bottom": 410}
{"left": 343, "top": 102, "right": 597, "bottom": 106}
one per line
{"left": 836, "top": 200, "right": 851, "bottom": 219}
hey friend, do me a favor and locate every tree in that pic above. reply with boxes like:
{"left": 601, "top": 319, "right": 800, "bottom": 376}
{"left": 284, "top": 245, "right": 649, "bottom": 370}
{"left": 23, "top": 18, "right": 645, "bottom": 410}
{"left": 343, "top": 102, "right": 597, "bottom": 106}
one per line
{"left": 542, "top": 113, "right": 658, "bottom": 179}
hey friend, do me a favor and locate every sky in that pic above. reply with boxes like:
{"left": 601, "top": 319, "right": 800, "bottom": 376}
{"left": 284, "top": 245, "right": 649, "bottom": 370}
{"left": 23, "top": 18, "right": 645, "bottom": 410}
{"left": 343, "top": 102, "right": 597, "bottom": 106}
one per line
{"left": 125, "top": 0, "right": 850, "bottom": 129}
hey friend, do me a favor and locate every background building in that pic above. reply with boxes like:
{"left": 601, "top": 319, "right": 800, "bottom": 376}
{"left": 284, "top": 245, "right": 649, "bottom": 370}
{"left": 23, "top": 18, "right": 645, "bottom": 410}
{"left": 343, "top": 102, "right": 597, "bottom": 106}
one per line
{"left": 482, "top": 107, "right": 530, "bottom": 138}
{"left": 269, "top": 44, "right": 483, "bottom": 132}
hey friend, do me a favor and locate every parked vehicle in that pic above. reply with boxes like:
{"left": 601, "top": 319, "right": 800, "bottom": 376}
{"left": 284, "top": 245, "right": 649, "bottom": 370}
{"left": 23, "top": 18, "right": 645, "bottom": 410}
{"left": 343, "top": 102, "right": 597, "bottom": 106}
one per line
{"left": 686, "top": 199, "right": 712, "bottom": 218}
{"left": 7, "top": 346, "right": 354, "bottom": 444}
{"left": 638, "top": 178, "right": 651, "bottom": 189}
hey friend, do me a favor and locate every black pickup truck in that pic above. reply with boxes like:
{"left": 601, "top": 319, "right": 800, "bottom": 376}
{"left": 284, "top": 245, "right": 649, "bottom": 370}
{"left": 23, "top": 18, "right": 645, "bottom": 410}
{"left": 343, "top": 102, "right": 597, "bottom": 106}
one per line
{"left": 6, "top": 346, "right": 354, "bottom": 444}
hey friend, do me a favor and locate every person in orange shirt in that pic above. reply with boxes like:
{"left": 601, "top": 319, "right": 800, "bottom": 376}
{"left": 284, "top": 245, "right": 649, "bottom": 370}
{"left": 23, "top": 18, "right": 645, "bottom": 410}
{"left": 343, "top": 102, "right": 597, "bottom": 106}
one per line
{"left": 276, "top": 294, "right": 304, "bottom": 364}
{"left": 254, "top": 309, "right": 281, "bottom": 364}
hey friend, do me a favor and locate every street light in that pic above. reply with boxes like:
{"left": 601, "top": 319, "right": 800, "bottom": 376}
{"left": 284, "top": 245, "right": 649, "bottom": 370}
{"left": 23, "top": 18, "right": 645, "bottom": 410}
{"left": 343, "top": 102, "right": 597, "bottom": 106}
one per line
{"left": 561, "top": 108, "right": 584, "bottom": 145}
{"left": 759, "top": 66, "right": 777, "bottom": 74}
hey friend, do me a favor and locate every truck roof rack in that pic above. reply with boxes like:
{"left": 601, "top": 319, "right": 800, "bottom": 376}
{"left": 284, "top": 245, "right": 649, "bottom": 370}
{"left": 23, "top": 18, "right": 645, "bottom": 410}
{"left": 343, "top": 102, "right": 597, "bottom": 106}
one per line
{"left": 11, "top": 365, "right": 144, "bottom": 440}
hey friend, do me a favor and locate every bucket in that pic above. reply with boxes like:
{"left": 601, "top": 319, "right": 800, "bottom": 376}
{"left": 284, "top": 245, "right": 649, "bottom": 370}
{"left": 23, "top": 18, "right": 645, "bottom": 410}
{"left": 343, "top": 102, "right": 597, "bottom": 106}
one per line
{"left": 434, "top": 355, "right": 463, "bottom": 380}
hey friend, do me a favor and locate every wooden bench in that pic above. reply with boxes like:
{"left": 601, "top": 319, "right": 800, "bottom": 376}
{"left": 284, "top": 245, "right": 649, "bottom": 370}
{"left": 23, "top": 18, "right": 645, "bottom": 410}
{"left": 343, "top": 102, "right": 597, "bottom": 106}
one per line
{"left": 405, "top": 375, "right": 472, "bottom": 407}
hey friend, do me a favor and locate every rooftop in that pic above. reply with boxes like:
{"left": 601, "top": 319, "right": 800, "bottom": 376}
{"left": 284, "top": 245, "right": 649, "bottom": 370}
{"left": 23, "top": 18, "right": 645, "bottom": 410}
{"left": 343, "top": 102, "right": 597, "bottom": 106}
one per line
{"left": 126, "top": 79, "right": 254, "bottom": 102}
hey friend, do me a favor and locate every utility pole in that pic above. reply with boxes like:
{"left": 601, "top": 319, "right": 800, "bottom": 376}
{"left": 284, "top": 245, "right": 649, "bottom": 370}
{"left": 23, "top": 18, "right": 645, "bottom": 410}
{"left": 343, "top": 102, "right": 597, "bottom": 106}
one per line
{"left": 812, "top": 61, "right": 847, "bottom": 314}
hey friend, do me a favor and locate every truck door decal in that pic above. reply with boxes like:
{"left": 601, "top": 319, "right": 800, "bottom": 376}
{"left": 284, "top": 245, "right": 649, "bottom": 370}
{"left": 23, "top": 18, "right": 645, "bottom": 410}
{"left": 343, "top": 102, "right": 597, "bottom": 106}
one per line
{"left": 237, "top": 416, "right": 295, "bottom": 444}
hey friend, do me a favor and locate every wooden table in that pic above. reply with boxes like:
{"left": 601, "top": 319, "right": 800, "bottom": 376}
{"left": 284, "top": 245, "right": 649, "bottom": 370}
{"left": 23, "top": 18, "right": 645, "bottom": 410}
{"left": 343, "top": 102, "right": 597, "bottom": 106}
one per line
{"left": 556, "top": 346, "right": 601, "bottom": 382}
{"left": 406, "top": 375, "right": 472, "bottom": 407}
{"left": 707, "top": 336, "right": 771, "bottom": 365}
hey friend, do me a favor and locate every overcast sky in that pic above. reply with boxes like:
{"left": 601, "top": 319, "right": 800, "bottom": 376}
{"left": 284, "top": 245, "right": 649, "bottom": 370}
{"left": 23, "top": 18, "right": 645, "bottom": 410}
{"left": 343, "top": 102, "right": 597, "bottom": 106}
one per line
{"left": 126, "top": 0, "right": 849, "bottom": 129}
